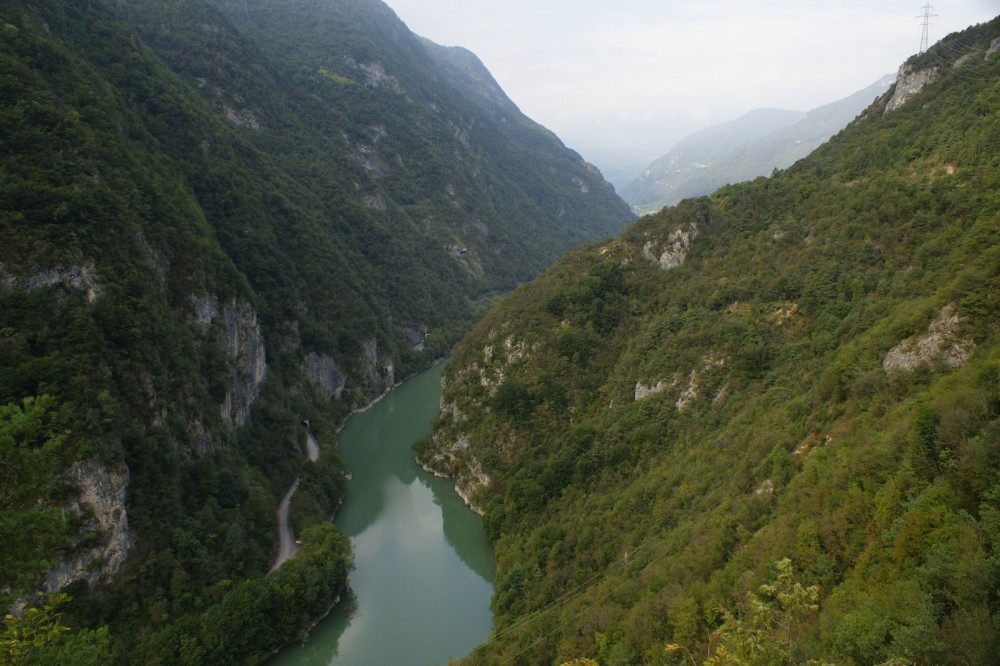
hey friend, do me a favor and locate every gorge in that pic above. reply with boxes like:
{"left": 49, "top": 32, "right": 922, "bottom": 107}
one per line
{"left": 2, "top": 2, "right": 999, "bottom": 665}
{"left": 0, "top": 0, "right": 627, "bottom": 662}
{"left": 272, "top": 363, "right": 494, "bottom": 666}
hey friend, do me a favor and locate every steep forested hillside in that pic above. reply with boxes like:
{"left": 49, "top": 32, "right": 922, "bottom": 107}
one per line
{"left": 422, "top": 18, "right": 1000, "bottom": 665}
{"left": 0, "top": 0, "right": 630, "bottom": 661}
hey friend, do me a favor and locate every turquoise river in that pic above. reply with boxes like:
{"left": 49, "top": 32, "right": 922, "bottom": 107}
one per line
{"left": 271, "top": 362, "right": 495, "bottom": 665}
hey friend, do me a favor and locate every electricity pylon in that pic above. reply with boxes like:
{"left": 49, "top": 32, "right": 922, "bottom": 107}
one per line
{"left": 917, "top": 3, "right": 938, "bottom": 53}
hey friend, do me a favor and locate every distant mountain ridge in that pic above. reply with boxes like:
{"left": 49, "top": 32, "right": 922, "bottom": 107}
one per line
{"left": 623, "top": 75, "right": 895, "bottom": 213}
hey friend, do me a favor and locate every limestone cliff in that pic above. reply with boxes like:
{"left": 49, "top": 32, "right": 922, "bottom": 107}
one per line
{"left": 883, "top": 303, "right": 974, "bottom": 377}
{"left": 641, "top": 222, "right": 700, "bottom": 271}
{"left": 0, "top": 261, "right": 103, "bottom": 303}
{"left": 42, "top": 460, "right": 131, "bottom": 594}
{"left": 302, "top": 352, "right": 347, "bottom": 402}
{"left": 190, "top": 296, "right": 267, "bottom": 429}
{"left": 884, "top": 62, "right": 939, "bottom": 114}
{"left": 360, "top": 337, "right": 395, "bottom": 398}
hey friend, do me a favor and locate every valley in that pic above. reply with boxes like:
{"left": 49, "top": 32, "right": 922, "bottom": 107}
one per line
{"left": 271, "top": 363, "right": 494, "bottom": 666}
{"left": 1, "top": 2, "right": 998, "bottom": 665}
{"left": 421, "top": 18, "right": 1000, "bottom": 665}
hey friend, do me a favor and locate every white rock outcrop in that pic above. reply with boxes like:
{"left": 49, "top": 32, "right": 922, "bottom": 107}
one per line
{"left": 43, "top": 460, "right": 131, "bottom": 593}
{"left": 634, "top": 380, "right": 667, "bottom": 401}
{"left": 0, "top": 262, "right": 103, "bottom": 303}
{"left": 189, "top": 294, "right": 219, "bottom": 333}
{"left": 986, "top": 36, "right": 1000, "bottom": 59}
{"left": 755, "top": 478, "right": 775, "bottom": 497}
{"left": 883, "top": 303, "right": 973, "bottom": 377}
{"left": 454, "top": 456, "right": 491, "bottom": 516}
{"left": 403, "top": 325, "right": 429, "bottom": 351}
{"left": 222, "top": 106, "right": 261, "bottom": 130}
{"left": 218, "top": 300, "right": 267, "bottom": 427}
{"left": 191, "top": 298, "right": 268, "bottom": 429}
{"left": 358, "top": 61, "right": 403, "bottom": 93}
{"left": 642, "top": 223, "right": 699, "bottom": 270}
{"left": 302, "top": 352, "right": 347, "bottom": 401}
{"left": 884, "top": 63, "right": 939, "bottom": 114}
{"left": 361, "top": 337, "right": 395, "bottom": 395}
{"left": 675, "top": 370, "right": 701, "bottom": 412}
{"left": 420, "top": 426, "right": 490, "bottom": 516}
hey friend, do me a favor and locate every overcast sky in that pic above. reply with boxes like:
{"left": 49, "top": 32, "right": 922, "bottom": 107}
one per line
{"left": 384, "top": 0, "right": 999, "bottom": 184}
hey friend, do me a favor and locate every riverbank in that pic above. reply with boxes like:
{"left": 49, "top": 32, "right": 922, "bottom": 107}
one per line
{"left": 270, "top": 358, "right": 447, "bottom": 572}
{"left": 269, "top": 362, "right": 494, "bottom": 666}
{"left": 335, "top": 357, "right": 449, "bottom": 433}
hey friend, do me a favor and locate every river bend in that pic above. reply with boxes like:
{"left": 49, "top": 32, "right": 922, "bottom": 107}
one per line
{"left": 271, "top": 363, "right": 495, "bottom": 666}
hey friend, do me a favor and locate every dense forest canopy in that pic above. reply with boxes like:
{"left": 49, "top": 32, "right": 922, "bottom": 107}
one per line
{"left": 421, "top": 17, "right": 1000, "bottom": 666}
{"left": 0, "top": 0, "right": 630, "bottom": 662}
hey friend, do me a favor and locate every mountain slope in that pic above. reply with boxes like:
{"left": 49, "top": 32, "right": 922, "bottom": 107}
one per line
{"left": 623, "top": 76, "right": 895, "bottom": 214}
{"left": 621, "top": 108, "right": 806, "bottom": 211}
{"left": 0, "top": 0, "right": 630, "bottom": 660}
{"left": 147, "top": 0, "right": 633, "bottom": 285}
{"left": 422, "top": 18, "right": 1000, "bottom": 665}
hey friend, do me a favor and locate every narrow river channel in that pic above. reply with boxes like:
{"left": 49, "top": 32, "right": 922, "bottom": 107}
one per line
{"left": 271, "top": 362, "right": 495, "bottom": 666}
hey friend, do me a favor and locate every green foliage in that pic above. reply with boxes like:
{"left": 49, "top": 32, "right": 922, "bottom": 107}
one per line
{"left": 0, "top": 0, "right": 630, "bottom": 660}
{"left": 0, "top": 396, "right": 72, "bottom": 600}
{"left": 133, "top": 523, "right": 351, "bottom": 665}
{"left": 491, "top": 380, "right": 539, "bottom": 421}
{"left": 425, "top": 18, "right": 1000, "bottom": 665}
{"left": 1, "top": 593, "right": 112, "bottom": 666}
{"left": 716, "top": 558, "right": 821, "bottom": 665}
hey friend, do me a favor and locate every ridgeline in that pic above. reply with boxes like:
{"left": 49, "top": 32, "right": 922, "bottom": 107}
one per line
{"left": 421, "top": 17, "right": 1000, "bottom": 666}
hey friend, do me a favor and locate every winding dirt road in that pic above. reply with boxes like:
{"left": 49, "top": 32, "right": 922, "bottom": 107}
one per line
{"left": 270, "top": 431, "right": 321, "bottom": 571}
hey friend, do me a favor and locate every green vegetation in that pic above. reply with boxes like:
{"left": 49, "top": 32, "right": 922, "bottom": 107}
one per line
{"left": 0, "top": 397, "right": 73, "bottom": 596}
{"left": 132, "top": 524, "right": 351, "bottom": 665}
{"left": 1, "top": 593, "right": 111, "bottom": 665}
{"left": 424, "top": 18, "right": 1000, "bottom": 665}
{"left": 0, "top": 0, "right": 629, "bottom": 661}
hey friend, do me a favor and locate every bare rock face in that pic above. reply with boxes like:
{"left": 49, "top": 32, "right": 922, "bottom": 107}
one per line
{"left": 403, "top": 325, "right": 429, "bottom": 351}
{"left": 642, "top": 223, "right": 700, "bottom": 270}
{"left": 883, "top": 304, "right": 973, "bottom": 377}
{"left": 0, "top": 261, "right": 103, "bottom": 303}
{"left": 218, "top": 300, "right": 267, "bottom": 428}
{"left": 302, "top": 352, "right": 347, "bottom": 401}
{"left": 675, "top": 370, "right": 701, "bottom": 412}
{"left": 635, "top": 380, "right": 668, "bottom": 401}
{"left": 43, "top": 460, "right": 131, "bottom": 594}
{"left": 360, "top": 337, "right": 395, "bottom": 396}
{"left": 189, "top": 295, "right": 268, "bottom": 430}
{"left": 419, "top": 418, "right": 490, "bottom": 516}
{"left": 189, "top": 294, "right": 219, "bottom": 333}
{"left": 358, "top": 61, "right": 403, "bottom": 93}
{"left": 222, "top": 105, "right": 261, "bottom": 130}
{"left": 884, "top": 63, "right": 939, "bottom": 114}
{"left": 633, "top": 354, "right": 725, "bottom": 411}
{"left": 454, "top": 456, "right": 490, "bottom": 516}
{"left": 986, "top": 36, "right": 1000, "bottom": 59}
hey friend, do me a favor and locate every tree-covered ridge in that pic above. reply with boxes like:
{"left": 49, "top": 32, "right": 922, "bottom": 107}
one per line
{"left": 0, "top": 0, "right": 630, "bottom": 661}
{"left": 122, "top": 0, "right": 632, "bottom": 291}
{"left": 422, "top": 17, "right": 1000, "bottom": 665}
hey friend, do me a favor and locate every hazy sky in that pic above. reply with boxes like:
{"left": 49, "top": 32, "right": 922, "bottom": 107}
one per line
{"left": 384, "top": 0, "right": 999, "bottom": 184}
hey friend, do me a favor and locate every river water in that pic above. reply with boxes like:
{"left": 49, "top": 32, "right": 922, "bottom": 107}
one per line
{"left": 271, "top": 362, "right": 495, "bottom": 666}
